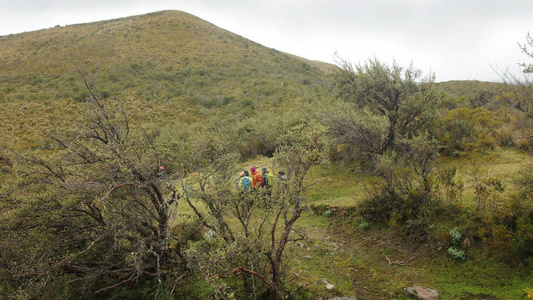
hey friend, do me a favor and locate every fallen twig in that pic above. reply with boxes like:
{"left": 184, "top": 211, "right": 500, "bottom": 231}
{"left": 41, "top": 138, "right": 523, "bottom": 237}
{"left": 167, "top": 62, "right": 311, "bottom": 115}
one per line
{"left": 385, "top": 255, "right": 414, "bottom": 266}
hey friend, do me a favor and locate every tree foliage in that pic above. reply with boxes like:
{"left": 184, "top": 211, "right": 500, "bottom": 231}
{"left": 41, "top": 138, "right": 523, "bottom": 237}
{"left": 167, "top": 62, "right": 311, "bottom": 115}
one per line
{"left": 331, "top": 58, "right": 442, "bottom": 240}
{"left": 519, "top": 32, "right": 533, "bottom": 74}
{"left": 498, "top": 33, "right": 533, "bottom": 151}
{"left": 312, "top": 99, "right": 388, "bottom": 168}
{"left": 0, "top": 79, "right": 188, "bottom": 298}
{"left": 333, "top": 57, "right": 438, "bottom": 153}
{"left": 183, "top": 120, "right": 331, "bottom": 299}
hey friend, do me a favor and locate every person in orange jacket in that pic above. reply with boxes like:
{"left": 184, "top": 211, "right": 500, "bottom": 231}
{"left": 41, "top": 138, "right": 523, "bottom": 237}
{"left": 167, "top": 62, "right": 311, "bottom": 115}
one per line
{"left": 250, "top": 166, "right": 262, "bottom": 189}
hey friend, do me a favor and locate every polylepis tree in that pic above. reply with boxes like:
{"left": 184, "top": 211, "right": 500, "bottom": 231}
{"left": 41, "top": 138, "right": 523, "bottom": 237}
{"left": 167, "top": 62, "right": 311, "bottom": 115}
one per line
{"left": 0, "top": 70, "right": 189, "bottom": 298}
{"left": 333, "top": 56, "right": 438, "bottom": 155}
{"left": 183, "top": 120, "right": 331, "bottom": 299}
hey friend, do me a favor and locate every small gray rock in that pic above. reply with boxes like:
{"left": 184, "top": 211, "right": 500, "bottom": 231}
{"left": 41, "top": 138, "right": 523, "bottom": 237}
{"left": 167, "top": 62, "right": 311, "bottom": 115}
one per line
{"left": 403, "top": 285, "right": 439, "bottom": 300}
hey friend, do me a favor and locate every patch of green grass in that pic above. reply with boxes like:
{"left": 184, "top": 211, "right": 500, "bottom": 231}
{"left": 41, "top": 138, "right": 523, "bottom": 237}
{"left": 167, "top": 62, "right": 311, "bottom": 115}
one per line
{"left": 305, "top": 165, "right": 369, "bottom": 207}
{"left": 305, "top": 215, "right": 533, "bottom": 299}
{"left": 174, "top": 148, "right": 531, "bottom": 298}
{"left": 289, "top": 148, "right": 532, "bottom": 298}
{"left": 438, "top": 148, "right": 531, "bottom": 210}
{"left": 429, "top": 253, "right": 533, "bottom": 299}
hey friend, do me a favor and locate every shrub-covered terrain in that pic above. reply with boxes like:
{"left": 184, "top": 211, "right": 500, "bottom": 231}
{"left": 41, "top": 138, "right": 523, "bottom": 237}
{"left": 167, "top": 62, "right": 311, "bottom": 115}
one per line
{"left": 1, "top": 10, "right": 532, "bottom": 300}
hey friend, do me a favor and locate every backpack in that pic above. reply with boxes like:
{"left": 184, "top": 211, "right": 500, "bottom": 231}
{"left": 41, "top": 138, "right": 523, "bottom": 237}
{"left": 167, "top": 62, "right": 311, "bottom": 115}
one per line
{"left": 241, "top": 177, "right": 251, "bottom": 191}
{"left": 262, "top": 174, "right": 269, "bottom": 187}
{"left": 252, "top": 172, "right": 262, "bottom": 188}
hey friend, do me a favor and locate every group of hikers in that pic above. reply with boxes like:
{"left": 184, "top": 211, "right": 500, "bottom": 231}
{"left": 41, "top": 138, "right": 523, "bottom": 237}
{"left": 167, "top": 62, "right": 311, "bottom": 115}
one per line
{"left": 155, "top": 163, "right": 287, "bottom": 195}
{"left": 237, "top": 166, "right": 286, "bottom": 192}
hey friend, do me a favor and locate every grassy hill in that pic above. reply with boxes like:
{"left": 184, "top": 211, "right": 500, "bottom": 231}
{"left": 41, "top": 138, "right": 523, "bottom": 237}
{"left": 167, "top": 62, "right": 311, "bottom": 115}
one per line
{"left": 0, "top": 10, "right": 334, "bottom": 149}
{"left": 0, "top": 10, "right": 510, "bottom": 150}
{"left": 436, "top": 80, "right": 503, "bottom": 97}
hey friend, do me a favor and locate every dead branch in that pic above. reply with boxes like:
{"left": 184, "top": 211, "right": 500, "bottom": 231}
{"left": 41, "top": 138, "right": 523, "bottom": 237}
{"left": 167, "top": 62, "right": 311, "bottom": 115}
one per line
{"left": 385, "top": 255, "right": 414, "bottom": 266}
{"left": 95, "top": 276, "right": 134, "bottom": 294}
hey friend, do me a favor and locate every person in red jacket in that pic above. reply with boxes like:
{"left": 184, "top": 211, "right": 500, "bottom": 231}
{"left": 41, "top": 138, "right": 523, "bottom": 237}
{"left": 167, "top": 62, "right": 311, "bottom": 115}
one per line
{"left": 250, "top": 166, "right": 262, "bottom": 189}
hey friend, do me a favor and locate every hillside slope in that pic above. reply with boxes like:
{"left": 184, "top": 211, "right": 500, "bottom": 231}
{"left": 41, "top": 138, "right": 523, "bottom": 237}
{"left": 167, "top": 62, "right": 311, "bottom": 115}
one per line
{"left": 0, "top": 10, "right": 334, "bottom": 149}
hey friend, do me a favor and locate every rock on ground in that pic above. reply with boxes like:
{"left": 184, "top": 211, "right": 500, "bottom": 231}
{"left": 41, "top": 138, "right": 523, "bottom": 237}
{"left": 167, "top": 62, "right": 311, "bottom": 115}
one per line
{"left": 403, "top": 285, "right": 439, "bottom": 300}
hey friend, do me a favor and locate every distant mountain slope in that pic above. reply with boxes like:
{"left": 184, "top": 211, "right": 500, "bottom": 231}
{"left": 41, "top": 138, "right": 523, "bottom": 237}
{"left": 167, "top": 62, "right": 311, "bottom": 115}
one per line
{"left": 0, "top": 10, "right": 504, "bottom": 150}
{"left": 0, "top": 10, "right": 334, "bottom": 149}
{"left": 436, "top": 80, "right": 503, "bottom": 97}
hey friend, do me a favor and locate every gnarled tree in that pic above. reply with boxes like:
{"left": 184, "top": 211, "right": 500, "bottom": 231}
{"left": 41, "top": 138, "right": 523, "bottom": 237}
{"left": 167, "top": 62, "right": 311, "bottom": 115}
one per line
{"left": 0, "top": 75, "right": 188, "bottom": 298}
{"left": 333, "top": 57, "right": 438, "bottom": 154}
{"left": 183, "top": 120, "right": 331, "bottom": 299}
{"left": 498, "top": 32, "right": 533, "bottom": 151}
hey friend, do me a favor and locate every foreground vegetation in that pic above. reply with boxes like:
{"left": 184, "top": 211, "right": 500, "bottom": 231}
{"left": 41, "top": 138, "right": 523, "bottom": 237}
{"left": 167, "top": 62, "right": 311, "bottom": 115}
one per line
{"left": 1, "top": 10, "right": 533, "bottom": 299}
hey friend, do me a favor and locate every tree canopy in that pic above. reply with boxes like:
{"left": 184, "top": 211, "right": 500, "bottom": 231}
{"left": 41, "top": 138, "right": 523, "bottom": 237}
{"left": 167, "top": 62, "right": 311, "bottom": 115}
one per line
{"left": 333, "top": 57, "right": 438, "bottom": 153}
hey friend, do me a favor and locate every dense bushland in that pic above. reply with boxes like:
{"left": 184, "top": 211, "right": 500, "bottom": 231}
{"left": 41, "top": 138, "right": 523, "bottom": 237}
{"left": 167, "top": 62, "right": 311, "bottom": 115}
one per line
{"left": 1, "top": 12, "right": 533, "bottom": 299}
{"left": 0, "top": 79, "right": 331, "bottom": 299}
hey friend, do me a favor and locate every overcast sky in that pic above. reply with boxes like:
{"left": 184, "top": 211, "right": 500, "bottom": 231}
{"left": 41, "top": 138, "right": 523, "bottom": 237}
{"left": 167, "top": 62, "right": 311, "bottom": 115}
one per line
{"left": 1, "top": 0, "right": 532, "bottom": 82}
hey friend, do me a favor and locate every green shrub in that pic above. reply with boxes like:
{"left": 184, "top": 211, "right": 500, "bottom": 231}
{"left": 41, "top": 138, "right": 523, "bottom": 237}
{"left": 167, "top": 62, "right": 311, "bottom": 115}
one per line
{"left": 74, "top": 90, "right": 90, "bottom": 102}
{"left": 358, "top": 219, "right": 370, "bottom": 230}
{"left": 514, "top": 216, "right": 533, "bottom": 262}
{"left": 241, "top": 97, "right": 254, "bottom": 108}
{"left": 468, "top": 166, "right": 533, "bottom": 265}
{"left": 222, "top": 96, "right": 234, "bottom": 105}
{"left": 449, "top": 227, "right": 462, "bottom": 245}
{"left": 435, "top": 107, "right": 502, "bottom": 154}
{"left": 495, "top": 124, "right": 516, "bottom": 147}
{"left": 472, "top": 211, "right": 533, "bottom": 265}
{"left": 447, "top": 247, "right": 465, "bottom": 261}
{"left": 358, "top": 180, "right": 439, "bottom": 242}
